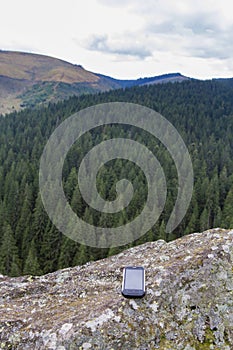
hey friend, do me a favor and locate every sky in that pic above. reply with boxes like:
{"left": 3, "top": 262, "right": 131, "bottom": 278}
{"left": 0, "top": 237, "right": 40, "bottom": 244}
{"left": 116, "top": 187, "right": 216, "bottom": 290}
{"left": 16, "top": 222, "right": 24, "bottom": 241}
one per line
{"left": 1, "top": 0, "right": 233, "bottom": 79}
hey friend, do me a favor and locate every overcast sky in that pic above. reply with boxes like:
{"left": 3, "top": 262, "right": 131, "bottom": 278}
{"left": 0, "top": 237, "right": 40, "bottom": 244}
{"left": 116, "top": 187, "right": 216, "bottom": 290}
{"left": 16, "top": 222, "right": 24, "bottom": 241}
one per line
{"left": 1, "top": 0, "right": 233, "bottom": 79}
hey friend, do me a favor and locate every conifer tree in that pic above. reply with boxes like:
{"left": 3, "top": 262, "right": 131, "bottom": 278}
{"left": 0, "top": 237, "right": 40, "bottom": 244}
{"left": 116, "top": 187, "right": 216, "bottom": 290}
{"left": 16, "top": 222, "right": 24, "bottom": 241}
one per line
{"left": 73, "top": 244, "right": 88, "bottom": 266}
{"left": 15, "top": 184, "right": 33, "bottom": 257}
{"left": 222, "top": 186, "right": 233, "bottom": 228}
{"left": 158, "top": 220, "right": 167, "bottom": 241}
{"left": 71, "top": 185, "right": 84, "bottom": 216}
{"left": 40, "top": 225, "right": 61, "bottom": 273}
{"left": 23, "top": 239, "right": 42, "bottom": 275}
{"left": 199, "top": 207, "right": 210, "bottom": 231}
{"left": 58, "top": 236, "right": 78, "bottom": 269}
{"left": 0, "top": 223, "right": 21, "bottom": 276}
{"left": 32, "top": 194, "right": 49, "bottom": 249}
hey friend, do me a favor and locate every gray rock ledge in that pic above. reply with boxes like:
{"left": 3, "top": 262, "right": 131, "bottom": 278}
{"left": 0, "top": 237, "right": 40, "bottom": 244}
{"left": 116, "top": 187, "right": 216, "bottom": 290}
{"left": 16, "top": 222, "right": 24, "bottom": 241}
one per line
{"left": 0, "top": 228, "right": 233, "bottom": 349}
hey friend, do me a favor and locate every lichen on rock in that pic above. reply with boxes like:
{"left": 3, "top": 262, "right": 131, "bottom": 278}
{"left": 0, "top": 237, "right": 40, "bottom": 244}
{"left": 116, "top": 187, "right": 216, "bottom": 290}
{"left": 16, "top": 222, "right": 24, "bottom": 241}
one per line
{"left": 0, "top": 228, "right": 233, "bottom": 349}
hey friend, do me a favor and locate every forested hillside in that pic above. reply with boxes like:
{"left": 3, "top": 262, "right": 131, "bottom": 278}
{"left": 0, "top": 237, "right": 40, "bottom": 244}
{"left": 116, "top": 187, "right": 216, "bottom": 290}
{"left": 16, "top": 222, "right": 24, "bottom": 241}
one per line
{"left": 0, "top": 79, "right": 233, "bottom": 276}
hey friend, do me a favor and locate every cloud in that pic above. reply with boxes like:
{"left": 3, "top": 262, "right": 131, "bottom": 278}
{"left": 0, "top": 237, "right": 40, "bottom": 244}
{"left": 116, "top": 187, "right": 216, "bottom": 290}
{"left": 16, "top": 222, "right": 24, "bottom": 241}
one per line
{"left": 183, "top": 13, "right": 220, "bottom": 35}
{"left": 182, "top": 20, "right": 233, "bottom": 60}
{"left": 183, "top": 29, "right": 233, "bottom": 60}
{"left": 147, "top": 11, "right": 220, "bottom": 36}
{"left": 143, "top": 6, "right": 233, "bottom": 61}
{"left": 83, "top": 34, "right": 152, "bottom": 59}
{"left": 97, "top": 0, "right": 142, "bottom": 7}
{"left": 93, "top": 0, "right": 233, "bottom": 65}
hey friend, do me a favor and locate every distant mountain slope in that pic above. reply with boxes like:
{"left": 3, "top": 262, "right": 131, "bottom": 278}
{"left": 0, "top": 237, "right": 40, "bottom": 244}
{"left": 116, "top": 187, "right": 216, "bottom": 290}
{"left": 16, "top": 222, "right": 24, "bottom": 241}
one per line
{"left": 96, "top": 72, "right": 190, "bottom": 88}
{"left": 0, "top": 50, "right": 99, "bottom": 83}
{"left": 0, "top": 50, "right": 191, "bottom": 114}
{"left": 0, "top": 50, "right": 108, "bottom": 113}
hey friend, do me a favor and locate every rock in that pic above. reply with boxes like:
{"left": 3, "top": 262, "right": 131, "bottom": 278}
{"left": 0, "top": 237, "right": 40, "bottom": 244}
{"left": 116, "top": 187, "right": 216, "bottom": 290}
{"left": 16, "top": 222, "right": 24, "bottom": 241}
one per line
{"left": 0, "top": 228, "right": 233, "bottom": 349}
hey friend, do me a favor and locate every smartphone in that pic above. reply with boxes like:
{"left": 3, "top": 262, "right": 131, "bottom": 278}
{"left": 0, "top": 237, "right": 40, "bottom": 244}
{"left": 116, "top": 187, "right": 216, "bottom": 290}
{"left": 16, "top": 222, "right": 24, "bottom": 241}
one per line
{"left": 121, "top": 266, "right": 145, "bottom": 298}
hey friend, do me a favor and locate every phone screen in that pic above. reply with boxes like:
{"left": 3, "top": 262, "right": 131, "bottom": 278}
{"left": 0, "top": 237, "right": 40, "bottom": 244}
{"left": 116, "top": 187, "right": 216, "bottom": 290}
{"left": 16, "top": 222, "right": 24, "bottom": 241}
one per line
{"left": 124, "top": 268, "right": 143, "bottom": 290}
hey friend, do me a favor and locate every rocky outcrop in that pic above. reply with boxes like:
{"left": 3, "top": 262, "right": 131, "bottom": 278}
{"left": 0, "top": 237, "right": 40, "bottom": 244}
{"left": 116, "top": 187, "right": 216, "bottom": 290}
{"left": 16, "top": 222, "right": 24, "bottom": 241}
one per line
{"left": 0, "top": 228, "right": 233, "bottom": 349}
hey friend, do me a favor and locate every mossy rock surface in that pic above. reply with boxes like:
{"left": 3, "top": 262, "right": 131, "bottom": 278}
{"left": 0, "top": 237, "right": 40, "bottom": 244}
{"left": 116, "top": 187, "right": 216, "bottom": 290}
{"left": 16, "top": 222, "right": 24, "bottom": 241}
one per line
{"left": 0, "top": 228, "right": 233, "bottom": 349}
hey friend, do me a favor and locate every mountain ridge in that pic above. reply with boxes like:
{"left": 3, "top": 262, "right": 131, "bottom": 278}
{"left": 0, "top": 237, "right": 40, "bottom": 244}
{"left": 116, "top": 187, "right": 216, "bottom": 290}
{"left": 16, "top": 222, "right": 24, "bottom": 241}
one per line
{"left": 0, "top": 50, "right": 190, "bottom": 114}
{"left": 0, "top": 50, "right": 98, "bottom": 83}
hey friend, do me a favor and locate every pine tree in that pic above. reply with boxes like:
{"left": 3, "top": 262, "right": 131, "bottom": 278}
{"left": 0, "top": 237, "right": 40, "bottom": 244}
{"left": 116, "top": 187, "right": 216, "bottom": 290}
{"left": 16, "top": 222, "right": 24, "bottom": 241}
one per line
{"left": 207, "top": 169, "right": 220, "bottom": 227}
{"left": 15, "top": 184, "right": 33, "bottom": 257}
{"left": 10, "top": 255, "right": 22, "bottom": 277}
{"left": 73, "top": 244, "right": 88, "bottom": 266}
{"left": 0, "top": 200, "right": 5, "bottom": 245}
{"left": 0, "top": 223, "right": 21, "bottom": 276}
{"left": 214, "top": 206, "right": 222, "bottom": 228}
{"left": 58, "top": 236, "right": 78, "bottom": 269}
{"left": 23, "top": 240, "right": 42, "bottom": 275}
{"left": 158, "top": 220, "right": 167, "bottom": 241}
{"left": 184, "top": 191, "right": 199, "bottom": 235}
{"left": 4, "top": 176, "right": 20, "bottom": 230}
{"left": 63, "top": 167, "right": 78, "bottom": 201}
{"left": 222, "top": 186, "right": 233, "bottom": 228}
{"left": 71, "top": 185, "right": 84, "bottom": 216}
{"left": 32, "top": 194, "right": 49, "bottom": 249}
{"left": 199, "top": 207, "right": 210, "bottom": 231}
{"left": 40, "top": 225, "right": 61, "bottom": 273}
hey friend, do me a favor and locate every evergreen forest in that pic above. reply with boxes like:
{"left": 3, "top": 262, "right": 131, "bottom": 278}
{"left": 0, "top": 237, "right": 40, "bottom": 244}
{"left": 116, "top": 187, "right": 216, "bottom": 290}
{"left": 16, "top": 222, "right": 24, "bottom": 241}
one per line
{"left": 0, "top": 79, "right": 233, "bottom": 276}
